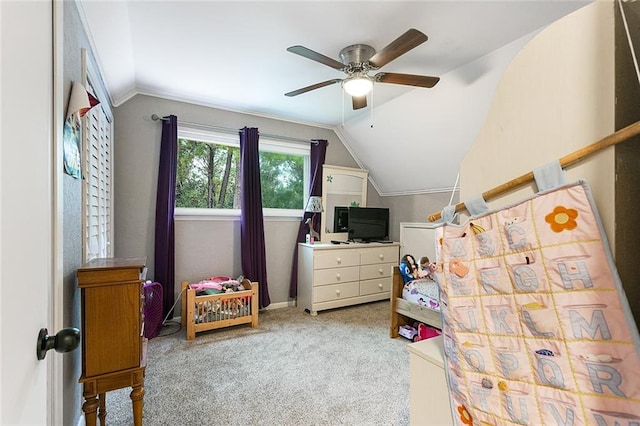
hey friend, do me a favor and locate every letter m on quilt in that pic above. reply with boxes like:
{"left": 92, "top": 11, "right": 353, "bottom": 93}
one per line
{"left": 435, "top": 181, "right": 640, "bottom": 425}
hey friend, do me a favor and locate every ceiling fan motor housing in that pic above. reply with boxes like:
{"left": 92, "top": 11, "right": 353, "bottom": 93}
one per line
{"left": 339, "top": 44, "right": 376, "bottom": 70}
{"left": 285, "top": 29, "right": 439, "bottom": 105}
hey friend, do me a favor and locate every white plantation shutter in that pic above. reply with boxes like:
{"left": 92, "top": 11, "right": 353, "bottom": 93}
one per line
{"left": 82, "top": 77, "right": 113, "bottom": 261}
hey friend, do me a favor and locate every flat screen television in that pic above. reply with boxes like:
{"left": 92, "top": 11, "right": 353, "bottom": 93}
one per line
{"left": 347, "top": 207, "right": 390, "bottom": 242}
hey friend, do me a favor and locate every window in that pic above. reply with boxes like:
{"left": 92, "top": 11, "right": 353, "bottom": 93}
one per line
{"left": 176, "top": 126, "right": 310, "bottom": 217}
{"left": 82, "top": 51, "right": 113, "bottom": 261}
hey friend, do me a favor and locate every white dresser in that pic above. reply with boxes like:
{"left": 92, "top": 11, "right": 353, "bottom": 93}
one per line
{"left": 407, "top": 336, "right": 453, "bottom": 425}
{"left": 297, "top": 242, "right": 399, "bottom": 315}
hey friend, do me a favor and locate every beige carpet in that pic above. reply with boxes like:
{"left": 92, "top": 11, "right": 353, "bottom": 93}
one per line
{"left": 105, "top": 300, "right": 412, "bottom": 425}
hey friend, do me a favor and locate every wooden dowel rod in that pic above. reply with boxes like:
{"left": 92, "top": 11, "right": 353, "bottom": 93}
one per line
{"left": 427, "top": 120, "right": 640, "bottom": 222}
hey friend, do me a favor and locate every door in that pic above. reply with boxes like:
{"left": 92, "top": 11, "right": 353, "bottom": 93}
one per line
{"left": 1, "top": 1, "right": 63, "bottom": 424}
{"left": 615, "top": 0, "right": 640, "bottom": 326}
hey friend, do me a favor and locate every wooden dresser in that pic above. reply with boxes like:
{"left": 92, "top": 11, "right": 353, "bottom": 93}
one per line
{"left": 77, "top": 257, "right": 147, "bottom": 426}
{"left": 297, "top": 242, "right": 399, "bottom": 315}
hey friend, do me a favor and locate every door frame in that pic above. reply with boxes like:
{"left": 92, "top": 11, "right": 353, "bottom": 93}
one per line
{"left": 50, "top": 1, "right": 64, "bottom": 423}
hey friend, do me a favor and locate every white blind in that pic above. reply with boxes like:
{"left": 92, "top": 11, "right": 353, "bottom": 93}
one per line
{"left": 82, "top": 78, "right": 113, "bottom": 261}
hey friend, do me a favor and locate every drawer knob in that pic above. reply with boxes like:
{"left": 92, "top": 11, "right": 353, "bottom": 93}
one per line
{"left": 378, "top": 268, "right": 383, "bottom": 275}
{"left": 379, "top": 254, "right": 384, "bottom": 260}
{"left": 336, "top": 289, "right": 341, "bottom": 295}
{"left": 336, "top": 257, "right": 342, "bottom": 264}
{"left": 378, "top": 283, "right": 383, "bottom": 289}
{"left": 336, "top": 273, "right": 341, "bottom": 280}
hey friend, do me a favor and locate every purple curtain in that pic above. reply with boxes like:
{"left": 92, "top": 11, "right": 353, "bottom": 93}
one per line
{"left": 239, "top": 127, "right": 271, "bottom": 308}
{"left": 154, "top": 115, "right": 177, "bottom": 318}
{"left": 289, "top": 139, "right": 328, "bottom": 298}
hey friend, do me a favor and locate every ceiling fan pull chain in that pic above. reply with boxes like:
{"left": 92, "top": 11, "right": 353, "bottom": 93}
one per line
{"left": 341, "top": 88, "right": 345, "bottom": 128}
{"left": 370, "top": 85, "right": 374, "bottom": 128}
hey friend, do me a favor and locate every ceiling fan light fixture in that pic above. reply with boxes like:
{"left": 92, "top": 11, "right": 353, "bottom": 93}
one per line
{"left": 343, "top": 76, "right": 373, "bottom": 97}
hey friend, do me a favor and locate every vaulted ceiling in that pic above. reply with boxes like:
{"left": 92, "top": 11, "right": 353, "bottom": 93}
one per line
{"left": 78, "top": 0, "right": 592, "bottom": 195}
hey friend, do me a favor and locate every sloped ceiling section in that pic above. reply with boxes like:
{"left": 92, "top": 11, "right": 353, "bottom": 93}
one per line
{"left": 338, "top": 33, "right": 535, "bottom": 196}
{"left": 77, "top": 1, "right": 593, "bottom": 195}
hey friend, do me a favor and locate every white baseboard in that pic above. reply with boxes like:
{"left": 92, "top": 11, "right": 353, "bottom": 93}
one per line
{"left": 263, "top": 299, "right": 297, "bottom": 310}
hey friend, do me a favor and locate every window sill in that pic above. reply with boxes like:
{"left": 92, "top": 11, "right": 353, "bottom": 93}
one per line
{"left": 175, "top": 208, "right": 304, "bottom": 221}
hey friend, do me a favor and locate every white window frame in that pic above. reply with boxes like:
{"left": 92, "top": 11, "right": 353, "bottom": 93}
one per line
{"left": 175, "top": 126, "right": 310, "bottom": 219}
{"left": 81, "top": 49, "right": 113, "bottom": 261}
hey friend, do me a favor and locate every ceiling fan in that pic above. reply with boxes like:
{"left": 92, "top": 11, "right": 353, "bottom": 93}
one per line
{"left": 285, "top": 28, "right": 440, "bottom": 110}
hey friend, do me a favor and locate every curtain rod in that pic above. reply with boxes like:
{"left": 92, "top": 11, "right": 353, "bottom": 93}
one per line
{"left": 151, "top": 114, "right": 319, "bottom": 145}
{"left": 427, "top": 119, "right": 640, "bottom": 222}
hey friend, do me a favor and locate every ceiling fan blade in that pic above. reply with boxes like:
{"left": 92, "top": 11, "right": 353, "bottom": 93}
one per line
{"left": 287, "top": 46, "right": 345, "bottom": 70}
{"left": 375, "top": 72, "right": 440, "bottom": 88}
{"left": 368, "top": 29, "right": 428, "bottom": 69}
{"left": 285, "top": 79, "right": 343, "bottom": 97}
{"left": 352, "top": 96, "right": 367, "bottom": 110}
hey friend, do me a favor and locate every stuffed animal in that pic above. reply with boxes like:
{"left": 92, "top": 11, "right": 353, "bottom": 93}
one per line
{"left": 399, "top": 254, "right": 419, "bottom": 283}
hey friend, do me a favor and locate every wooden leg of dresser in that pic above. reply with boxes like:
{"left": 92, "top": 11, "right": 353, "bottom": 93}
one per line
{"left": 82, "top": 394, "right": 99, "bottom": 426}
{"left": 130, "top": 383, "right": 145, "bottom": 426}
{"left": 98, "top": 393, "right": 106, "bottom": 426}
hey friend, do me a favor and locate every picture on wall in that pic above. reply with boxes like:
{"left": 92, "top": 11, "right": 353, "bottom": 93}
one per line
{"left": 63, "top": 79, "right": 100, "bottom": 179}
{"left": 63, "top": 114, "right": 82, "bottom": 179}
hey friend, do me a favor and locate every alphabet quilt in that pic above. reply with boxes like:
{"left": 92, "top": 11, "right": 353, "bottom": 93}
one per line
{"left": 435, "top": 181, "right": 640, "bottom": 425}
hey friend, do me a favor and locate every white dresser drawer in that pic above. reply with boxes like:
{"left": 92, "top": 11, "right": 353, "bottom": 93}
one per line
{"left": 360, "top": 263, "right": 393, "bottom": 281}
{"left": 313, "top": 281, "right": 360, "bottom": 303}
{"left": 313, "top": 266, "right": 359, "bottom": 286}
{"left": 360, "top": 278, "right": 391, "bottom": 296}
{"left": 314, "top": 249, "right": 360, "bottom": 269}
{"left": 360, "top": 246, "right": 398, "bottom": 265}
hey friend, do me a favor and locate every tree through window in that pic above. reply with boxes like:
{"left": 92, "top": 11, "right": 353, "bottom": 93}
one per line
{"left": 176, "top": 127, "right": 310, "bottom": 213}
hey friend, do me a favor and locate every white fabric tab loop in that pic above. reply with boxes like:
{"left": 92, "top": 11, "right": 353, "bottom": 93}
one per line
{"left": 441, "top": 205, "right": 457, "bottom": 224}
{"left": 465, "top": 194, "right": 490, "bottom": 218}
{"left": 533, "top": 160, "right": 566, "bottom": 192}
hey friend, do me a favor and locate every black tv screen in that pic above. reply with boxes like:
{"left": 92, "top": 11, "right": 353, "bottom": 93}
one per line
{"left": 347, "top": 207, "right": 389, "bottom": 242}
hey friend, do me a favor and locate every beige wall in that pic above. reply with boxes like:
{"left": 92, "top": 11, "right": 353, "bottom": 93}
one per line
{"left": 113, "top": 95, "right": 443, "bottom": 309}
{"left": 460, "top": 1, "right": 615, "bottom": 248}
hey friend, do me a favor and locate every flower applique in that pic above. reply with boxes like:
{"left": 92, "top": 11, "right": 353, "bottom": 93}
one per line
{"left": 457, "top": 405, "right": 473, "bottom": 425}
{"left": 545, "top": 205, "right": 578, "bottom": 233}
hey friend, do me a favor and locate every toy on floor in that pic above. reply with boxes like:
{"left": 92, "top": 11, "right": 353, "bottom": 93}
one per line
{"left": 413, "top": 322, "right": 441, "bottom": 342}
{"left": 398, "top": 322, "right": 442, "bottom": 342}
{"left": 398, "top": 324, "right": 418, "bottom": 340}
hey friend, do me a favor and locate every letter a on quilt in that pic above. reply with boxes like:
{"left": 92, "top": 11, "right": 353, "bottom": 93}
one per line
{"left": 434, "top": 180, "right": 640, "bottom": 425}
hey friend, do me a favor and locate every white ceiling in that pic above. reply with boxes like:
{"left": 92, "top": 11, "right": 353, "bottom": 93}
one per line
{"left": 77, "top": 0, "right": 592, "bottom": 195}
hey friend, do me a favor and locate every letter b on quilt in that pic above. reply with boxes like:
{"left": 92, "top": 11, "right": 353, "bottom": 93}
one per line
{"left": 435, "top": 181, "right": 640, "bottom": 425}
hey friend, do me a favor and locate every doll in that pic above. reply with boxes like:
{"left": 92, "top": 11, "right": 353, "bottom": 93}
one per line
{"left": 418, "top": 256, "right": 436, "bottom": 279}
{"left": 399, "top": 254, "right": 419, "bottom": 283}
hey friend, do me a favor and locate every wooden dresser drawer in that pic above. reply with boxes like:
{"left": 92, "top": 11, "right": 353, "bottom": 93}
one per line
{"left": 314, "top": 281, "right": 360, "bottom": 303}
{"left": 360, "top": 277, "right": 391, "bottom": 296}
{"left": 313, "top": 266, "right": 359, "bottom": 286}
{"left": 360, "top": 246, "right": 399, "bottom": 265}
{"left": 314, "top": 249, "right": 360, "bottom": 269}
{"left": 360, "top": 263, "right": 393, "bottom": 281}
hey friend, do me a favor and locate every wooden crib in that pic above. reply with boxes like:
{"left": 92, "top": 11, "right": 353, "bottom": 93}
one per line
{"left": 180, "top": 278, "right": 259, "bottom": 340}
